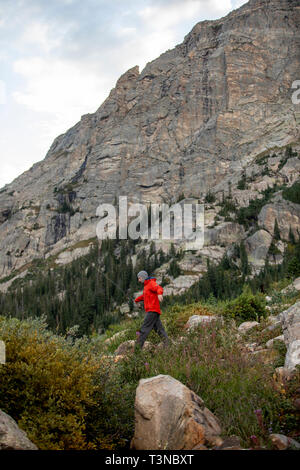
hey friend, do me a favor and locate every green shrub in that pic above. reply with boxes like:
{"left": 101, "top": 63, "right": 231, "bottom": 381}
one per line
{"left": 218, "top": 192, "right": 237, "bottom": 217}
{"left": 167, "top": 259, "right": 182, "bottom": 278}
{"left": 223, "top": 286, "right": 267, "bottom": 324}
{"left": 205, "top": 190, "right": 216, "bottom": 203}
{"left": 237, "top": 171, "right": 248, "bottom": 190}
{"left": 282, "top": 181, "right": 300, "bottom": 205}
{"left": 256, "top": 154, "right": 269, "bottom": 166}
{"left": 0, "top": 316, "right": 101, "bottom": 450}
{"left": 278, "top": 146, "right": 294, "bottom": 171}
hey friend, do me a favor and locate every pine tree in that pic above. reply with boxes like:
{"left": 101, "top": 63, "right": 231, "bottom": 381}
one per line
{"left": 169, "top": 243, "right": 176, "bottom": 258}
{"left": 273, "top": 218, "right": 281, "bottom": 240}
{"left": 289, "top": 225, "right": 296, "bottom": 244}
{"left": 239, "top": 241, "right": 250, "bottom": 277}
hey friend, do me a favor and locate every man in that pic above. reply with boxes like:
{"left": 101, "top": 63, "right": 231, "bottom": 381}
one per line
{"left": 134, "top": 270, "right": 169, "bottom": 350}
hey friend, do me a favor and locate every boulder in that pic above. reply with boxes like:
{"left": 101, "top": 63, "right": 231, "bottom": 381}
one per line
{"left": 185, "top": 315, "right": 218, "bottom": 330}
{"left": 261, "top": 315, "right": 282, "bottom": 334}
{"left": 177, "top": 252, "right": 206, "bottom": 274}
{"left": 250, "top": 175, "right": 277, "bottom": 193}
{"left": 277, "top": 301, "right": 300, "bottom": 370}
{"left": 279, "top": 157, "right": 300, "bottom": 185}
{"left": 238, "top": 321, "right": 259, "bottom": 333}
{"left": 119, "top": 303, "right": 130, "bottom": 315}
{"left": 274, "top": 367, "right": 294, "bottom": 382}
{"left": 115, "top": 340, "right": 152, "bottom": 355}
{"left": 269, "top": 434, "right": 300, "bottom": 450}
{"left": 278, "top": 301, "right": 300, "bottom": 342}
{"left": 233, "top": 189, "right": 264, "bottom": 208}
{"left": 130, "top": 375, "right": 221, "bottom": 450}
{"left": 266, "top": 335, "right": 284, "bottom": 349}
{"left": 213, "top": 435, "right": 243, "bottom": 450}
{"left": 284, "top": 340, "right": 300, "bottom": 371}
{"left": 263, "top": 322, "right": 282, "bottom": 333}
{"left": 258, "top": 197, "right": 300, "bottom": 242}
{"left": 244, "top": 229, "right": 272, "bottom": 268}
{"left": 281, "top": 277, "right": 300, "bottom": 294}
{"left": 115, "top": 340, "right": 136, "bottom": 355}
{"left": 245, "top": 342, "right": 260, "bottom": 353}
{"left": 104, "top": 330, "right": 128, "bottom": 345}
{"left": 55, "top": 246, "right": 91, "bottom": 265}
{"left": 0, "top": 410, "right": 38, "bottom": 450}
{"left": 204, "top": 222, "right": 245, "bottom": 247}
{"left": 163, "top": 274, "right": 201, "bottom": 296}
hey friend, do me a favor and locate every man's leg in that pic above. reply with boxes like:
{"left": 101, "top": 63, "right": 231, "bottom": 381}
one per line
{"left": 153, "top": 315, "right": 169, "bottom": 347}
{"left": 135, "top": 311, "right": 158, "bottom": 350}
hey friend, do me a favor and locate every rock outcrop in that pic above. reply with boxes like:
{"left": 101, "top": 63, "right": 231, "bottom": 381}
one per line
{"left": 269, "top": 434, "right": 300, "bottom": 450}
{"left": 277, "top": 301, "right": 300, "bottom": 371}
{"left": 238, "top": 321, "right": 259, "bottom": 333}
{"left": 258, "top": 196, "right": 300, "bottom": 242}
{"left": 0, "top": 0, "right": 299, "bottom": 278}
{"left": 245, "top": 229, "right": 273, "bottom": 268}
{"left": 0, "top": 410, "right": 38, "bottom": 450}
{"left": 130, "top": 374, "right": 222, "bottom": 450}
{"left": 185, "top": 315, "right": 218, "bottom": 331}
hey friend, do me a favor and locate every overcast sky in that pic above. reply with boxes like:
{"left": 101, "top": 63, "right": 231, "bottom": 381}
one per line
{"left": 0, "top": 0, "right": 247, "bottom": 189}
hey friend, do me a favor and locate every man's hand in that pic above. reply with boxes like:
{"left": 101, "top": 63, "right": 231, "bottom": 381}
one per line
{"left": 158, "top": 295, "right": 163, "bottom": 302}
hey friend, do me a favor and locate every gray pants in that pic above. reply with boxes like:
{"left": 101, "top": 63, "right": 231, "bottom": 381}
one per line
{"left": 136, "top": 311, "right": 169, "bottom": 349}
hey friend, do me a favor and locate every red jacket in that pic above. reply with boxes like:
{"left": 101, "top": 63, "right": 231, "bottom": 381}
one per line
{"left": 134, "top": 277, "right": 163, "bottom": 314}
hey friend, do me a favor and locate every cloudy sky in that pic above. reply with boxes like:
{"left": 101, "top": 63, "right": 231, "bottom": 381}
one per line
{"left": 0, "top": 0, "right": 247, "bottom": 188}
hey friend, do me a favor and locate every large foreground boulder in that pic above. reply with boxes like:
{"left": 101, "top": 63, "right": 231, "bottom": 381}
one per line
{"left": 0, "top": 410, "right": 38, "bottom": 450}
{"left": 130, "top": 375, "right": 221, "bottom": 450}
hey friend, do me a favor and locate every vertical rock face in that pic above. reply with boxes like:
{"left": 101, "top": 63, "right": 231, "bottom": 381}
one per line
{"left": 0, "top": 0, "right": 299, "bottom": 277}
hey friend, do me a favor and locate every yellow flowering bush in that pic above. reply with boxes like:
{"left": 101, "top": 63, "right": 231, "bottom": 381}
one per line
{"left": 0, "top": 315, "right": 101, "bottom": 450}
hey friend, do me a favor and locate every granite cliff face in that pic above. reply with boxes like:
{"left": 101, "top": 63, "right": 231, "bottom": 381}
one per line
{"left": 0, "top": 0, "right": 300, "bottom": 278}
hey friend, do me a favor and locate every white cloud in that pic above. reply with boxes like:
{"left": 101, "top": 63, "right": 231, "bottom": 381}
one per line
{"left": 0, "top": 80, "right": 6, "bottom": 104}
{"left": 138, "top": 0, "right": 232, "bottom": 31}
{"left": 232, "top": 0, "right": 248, "bottom": 8}
{"left": 116, "top": 26, "right": 137, "bottom": 37}
{"left": 21, "top": 22, "right": 61, "bottom": 53}
{"left": 12, "top": 56, "right": 111, "bottom": 122}
{"left": 132, "top": 0, "right": 234, "bottom": 69}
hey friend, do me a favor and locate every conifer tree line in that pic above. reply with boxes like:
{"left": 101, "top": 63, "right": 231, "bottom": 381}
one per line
{"left": 0, "top": 238, "right": 175, "bottom": 337}
{"left": 0, "top": 220, "right": 299, "bottom": 337}
{"left": 163, "top": 233, "right": 300, "bottom": 309}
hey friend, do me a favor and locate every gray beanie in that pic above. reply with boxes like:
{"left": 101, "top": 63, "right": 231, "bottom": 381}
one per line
{"left": 137, "top": 270, "right": 148, "bottom": 281}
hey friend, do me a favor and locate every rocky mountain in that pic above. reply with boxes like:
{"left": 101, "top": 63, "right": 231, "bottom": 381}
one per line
{"left": 0, "top": 0, "right": 299, "bottom": 281}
